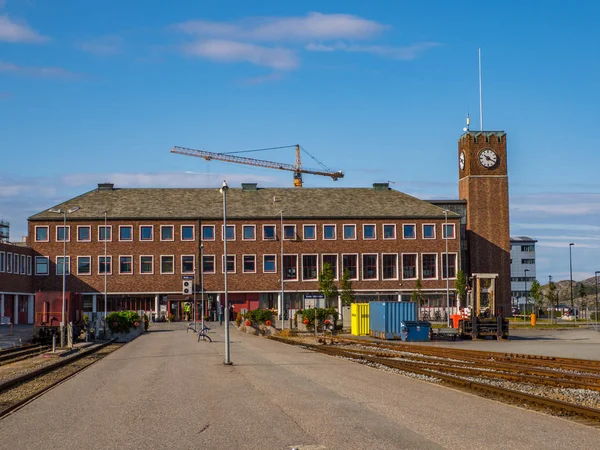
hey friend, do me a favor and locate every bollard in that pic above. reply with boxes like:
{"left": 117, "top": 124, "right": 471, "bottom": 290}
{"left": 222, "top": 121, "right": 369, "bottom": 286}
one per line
{"left": 52, "top": 334, "right": 56, "bottom": 353}
{"left": 531, "top": 313, "right": 537, "bottom": 326}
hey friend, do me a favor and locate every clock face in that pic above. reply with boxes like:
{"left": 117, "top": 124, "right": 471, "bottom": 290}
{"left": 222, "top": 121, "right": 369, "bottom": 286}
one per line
{"left": 479, "top": 149, "right": 498, "bottom": 168}
{"left": 459, "top": 152, "right": 465, "bottom": 170}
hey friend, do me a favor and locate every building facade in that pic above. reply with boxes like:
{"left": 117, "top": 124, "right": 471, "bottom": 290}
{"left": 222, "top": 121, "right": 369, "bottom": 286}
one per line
{"left": 510, "top": 236, "right": 537, "bottom": 312}
{"left": 0, "top": 242, "right": 35, "bottom": 324}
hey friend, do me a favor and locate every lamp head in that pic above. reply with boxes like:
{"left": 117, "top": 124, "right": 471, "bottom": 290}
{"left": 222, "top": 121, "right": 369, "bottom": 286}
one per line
{"left": 48, "top": 208, "right": 63, "bottom": 214}
{"left": 220, "top": 180, "right": 229, "bottom": 193}
{"left": 569, "top": 243, "right": 575, "bottom": 246}
{"left": 67, "top": 206, "right": 80, "bottom": 214}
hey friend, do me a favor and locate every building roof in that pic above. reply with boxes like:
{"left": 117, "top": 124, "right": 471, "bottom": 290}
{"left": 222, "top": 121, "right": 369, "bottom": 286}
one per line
{"left": 29, "top": 184, "right": 460, "bottom": 221}
{"left": 510, "top": 236, "right": 538, "bottom": 243}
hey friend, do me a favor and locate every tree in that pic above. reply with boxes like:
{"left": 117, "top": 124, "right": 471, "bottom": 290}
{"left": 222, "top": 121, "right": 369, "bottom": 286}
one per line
{"left": 318, "top": 262, "right": 338, "bottom": 308}
{"left": 454, "top": 270, "right": 467, "bottom": 308}
{"left": 412, "top": 278, "right": 424, "bottom": 306}
{"left": 547, "top": 281, "right": 558, "bottom": 322}
{"left": 529, "top": 279, "right": 541, "bottom": 315}
{"left": 340, "top": 269, "right": 355, "bottom": 306}
{"left": 578, "top": 283, "right": 587, "bottom": 315}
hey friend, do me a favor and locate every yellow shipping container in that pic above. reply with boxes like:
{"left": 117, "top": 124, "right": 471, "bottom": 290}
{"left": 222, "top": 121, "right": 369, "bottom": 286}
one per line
{"left": 351, "top": 303, "right": 370, "bottom": 336}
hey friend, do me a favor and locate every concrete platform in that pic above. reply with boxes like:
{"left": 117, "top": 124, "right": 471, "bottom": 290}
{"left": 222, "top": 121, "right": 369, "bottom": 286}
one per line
{"left": 0, "top": 322, "right": 599, "bottom": 450}
{"left": 0, "top": 324, "right": 33, "bottom": 349}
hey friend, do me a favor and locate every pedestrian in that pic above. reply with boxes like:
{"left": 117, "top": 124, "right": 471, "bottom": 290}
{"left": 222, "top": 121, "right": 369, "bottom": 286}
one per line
{"left": 229, "top": 304, "right": 235, "bottom": 321}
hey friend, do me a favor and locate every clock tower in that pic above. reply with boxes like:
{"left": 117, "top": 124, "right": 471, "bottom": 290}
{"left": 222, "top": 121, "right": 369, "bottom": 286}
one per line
{"left": 458, "top": 131, "right": 511, "bottom": 313}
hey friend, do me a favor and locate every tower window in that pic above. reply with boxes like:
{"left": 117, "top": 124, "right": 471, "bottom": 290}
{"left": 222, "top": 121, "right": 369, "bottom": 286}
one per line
{"left": 485, "top": 136, "right": 489, "bottom": 143}
{"left": 473, "top": 137, "right": 477, "bottom": 143}
{"left": 497, "top": 136, "right": 501, "bottom": 143}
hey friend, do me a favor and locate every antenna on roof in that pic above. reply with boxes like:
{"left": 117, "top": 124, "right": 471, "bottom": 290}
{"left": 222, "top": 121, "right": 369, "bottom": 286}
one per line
{"left": 478, "top": 48, "right": 483, "bottom": 131}
{"left": 463, "top": 114, "right": 470, "bottom": 132}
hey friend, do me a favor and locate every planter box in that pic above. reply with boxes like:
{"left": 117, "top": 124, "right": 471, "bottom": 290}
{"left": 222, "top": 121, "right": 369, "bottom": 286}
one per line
{"left": 106, "top": 323, "right": 146, "bottom": 342}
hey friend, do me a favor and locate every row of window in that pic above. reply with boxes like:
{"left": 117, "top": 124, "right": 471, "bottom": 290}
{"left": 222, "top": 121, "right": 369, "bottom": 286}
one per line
{"left": 0, "top": 251, "right": 32, "bottom": 276}
{"left": 34, "top": 222, "right": 457, "bottom": 243}
{"left": 511, "top": 245, "right": 535, "bottom": 252}
{"left": 510, "top": 277, "right": 536, "bottom": 282}
{"left": 34, "top": 252, "right": 458, "bottom": 281}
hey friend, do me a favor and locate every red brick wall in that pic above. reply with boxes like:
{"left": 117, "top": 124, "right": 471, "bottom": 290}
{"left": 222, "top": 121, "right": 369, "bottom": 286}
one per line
{"left": 0, "top": 242, "right": 34, "bottom": 294}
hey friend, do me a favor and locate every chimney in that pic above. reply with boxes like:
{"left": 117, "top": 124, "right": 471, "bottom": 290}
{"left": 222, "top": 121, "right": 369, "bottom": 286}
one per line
{"left": 242, "top": 183, "right": 258, "bottom": 192}
{"left": 372, "top": 182, "right": 390, "bottom": 191}
{"left": 98, "top": 183, "right": 114, "bottom": 191}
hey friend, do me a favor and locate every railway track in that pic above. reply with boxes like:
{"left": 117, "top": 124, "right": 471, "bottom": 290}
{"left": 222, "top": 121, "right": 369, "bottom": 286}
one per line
{"left": 0, "top": 345, "right": 52, "bottom": 366}
{"left": 269, "top": 336, "right": 600, "bottom": 427}
{"left": 0, "top": 341, "right": 121, "bottom": 420}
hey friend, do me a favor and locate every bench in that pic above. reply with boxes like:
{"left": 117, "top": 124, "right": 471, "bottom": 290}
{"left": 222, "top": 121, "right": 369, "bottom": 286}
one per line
{"left": 430, "top": 327, "right": 459, "bottom": 341}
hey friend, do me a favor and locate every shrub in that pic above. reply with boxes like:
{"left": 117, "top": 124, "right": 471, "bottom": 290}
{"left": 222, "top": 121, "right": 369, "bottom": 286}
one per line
{"left": 265, "top": 320, "right": 272, "bottom": 327}
{"left": 301, "top": 307, "right": 338, "bottom": 328}
{"left": 107, "top": 311, "right": 142, "bottom": 334}
{"left": 245, "top": 320, "right": 252, "bottom": 327}
{"left": 244, "top": 309, "right": 274, "bottom": 325}
{"left": 235, "top": 314, "right": 243, "bottom": 327}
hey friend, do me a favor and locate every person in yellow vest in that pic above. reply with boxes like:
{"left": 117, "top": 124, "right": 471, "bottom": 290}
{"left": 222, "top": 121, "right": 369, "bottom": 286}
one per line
{"left": 183, "top": 302, "right": 191, "bottom": 321}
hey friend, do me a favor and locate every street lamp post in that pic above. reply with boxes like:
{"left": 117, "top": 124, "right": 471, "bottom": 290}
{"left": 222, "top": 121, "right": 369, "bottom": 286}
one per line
{"left": 595, "top": 271, "right": 599, "bottom": 331}
{"left": 221, "top": 180, "right": 232, "bottom": 365}
{"left": 280, "top": 210, "right": 284, "bottom": 327}
{"left": 104, "top": 210, "right": 108, "bottom": 337}
{"left": 524, "top": 269, "right": 529, "bottom": 319}
{"left": 48, "top": 206, "right": 80, "bottom": 347}
{"left": 200, "top": 244, "right": 205, "bottom": 333}
{"left": 569, "top": 243, "right": 575, "bottom": 310}
{"left": 444, "top": 210, "right": 450, "bottom": 327}
{"left": 549, "top": 275, "right": 553, "bottom": 324}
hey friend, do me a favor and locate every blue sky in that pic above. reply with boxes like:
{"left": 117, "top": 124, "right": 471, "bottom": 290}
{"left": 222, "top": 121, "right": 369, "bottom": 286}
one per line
{"left": 1, "top": 0, "right": 599, "bottom": 282}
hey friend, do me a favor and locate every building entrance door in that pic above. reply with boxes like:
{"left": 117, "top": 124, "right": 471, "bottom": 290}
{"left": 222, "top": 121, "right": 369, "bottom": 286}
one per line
{"left": 18, "top": 297, "right": 28, "bottom": 324}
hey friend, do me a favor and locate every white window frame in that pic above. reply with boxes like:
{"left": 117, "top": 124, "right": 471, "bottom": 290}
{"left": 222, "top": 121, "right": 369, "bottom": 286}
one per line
{"left": 383, "top": 224, "right": 396, "bottom": 240}
{"left": 181, "top": 224, "right": 195, "bottom": 242}
{"left": 222, "top": 254, "right": 237, "bottom": 274}
{"left": 6, "top": 252, "right": 12, "bottom": 273}
{"left": 77, "top": 256, "right": 92, "bottom": 276}
{"left": 263, "top": 254, "right": 277, "bottom": 273}
{"left": 343, "top": 224, "right": 357, "bottom": 240}
{"left": 341, "top": 253, "right": 359, "bottom": 281}
{"left": 422, "top": 223, "right": 436, "bottom": 240}
{"left": 441, "top": 252, "right": 458, "bottom": 280}
{"left": 282, "top": 253, "right": 298, "bottom": 281}
{"left": 322, "top": 253, "right": 339, "bottom": 280}
{"left": 139, "top": 255, "right": 154, "bottom": 275}
{"left": 443, "top": 223, "right": 456, "bottom": 240}
{"left": 201, "top": 225, "right": 215, "bottom": 241}
{"left": 242, "top": 225, "right": 256, "bottom": 241}
{"left": 119, "top": 255, "right": 134, "bottom": 275}
{"left": 0, "top": 251, "right": 4, "bottom": 273}
{"left": 401, "top": 253, "right": 419, "bottom": 280}
{"left": 27, "top": 255, "right": 32, "bottom": 275}
{"left": 98, "top": 225, "right": 113, "bottom": 242}
{"left": 14, "top": 253, "right": 20, "bottom": 275}
{"left": 160, "top": 255, "right": 175, "bottom": 274}
{"left": 381, "top": 253, "right": 399, "bottom": 280}
{"left": 421, "top": 252, "right": 438, "bottom": 280}
{"left": 303, "top": 224, "right": 317, "bottom": 240}
{"left": 140, "top": 225, "right": 154, "bottom": 242}
{"left": 159, "top": 225, "right": 174, "bottom": 242}
{"left": 35, "top": 256, "right": 49, "bottom": 275}
{"left": 362, "top": 224, "right": 376, "bottom": 240}
{"left": 20, "top": 254, "right": 26, "bottom": 274}
{"left": 56, "top": 225, "right": 71, "bottom": 242}
{"left": 361, "top": 253, "right": 378, "bottom": 281}
{"left": 77, "top": 225, "right": 91, "bottom": 242}
{"left": 118, "top": 225, "right": 134, "bottom": 242}
{"left": 301, "top": 253, "right": 319, "bottom": 281}
{"left": 181, "top": 255, "right": 195, "bottom": 274}
{"left": 323, "top": 224, "right": 337, "bottom": 240}
{"left": 402, "top": 223, "right": 417, "bottom": 240}
{"left": 98, "top": 255, "right": 113, "bottom": 275}
{"left": 35, "top": 225, "right": 49, "bottom": 242}
{"left": 222, "top": 225, "right": 236, "bottom": 241}
{"left": 283, "top": 224, "right": 297, "bottom": 241}
{"left": 263, "top": 224, "right": 276, "bottom": 240}
{"left": 242, "top": 254, "right": 256, "bottom": 273}
{"left": 202, "top": 255, "right": 216, "bottom": 274}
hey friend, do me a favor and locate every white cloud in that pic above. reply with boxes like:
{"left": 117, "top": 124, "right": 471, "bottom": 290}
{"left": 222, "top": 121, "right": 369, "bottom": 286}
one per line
{"left": 0, "top": 14, "right": 48, "bottom": 43}
{"left": 306, "top": 41, "right": 443, "bottom": 60}
{"left": 0, "top": 60, "right": 79, "bottom": 79}
{"left": 77, "top": 35, "right": 123, "bottom": 56}
{"left": 511, "top": 193, "right": 600, "bottom": 215}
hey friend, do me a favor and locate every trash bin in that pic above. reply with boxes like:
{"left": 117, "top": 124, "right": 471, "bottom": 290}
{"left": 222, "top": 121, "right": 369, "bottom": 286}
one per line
{"left": 400, "top": 321, "right": 431, "bottom": 342}
{"left": 531, "top": 313, "right": 536, "bottom": 326}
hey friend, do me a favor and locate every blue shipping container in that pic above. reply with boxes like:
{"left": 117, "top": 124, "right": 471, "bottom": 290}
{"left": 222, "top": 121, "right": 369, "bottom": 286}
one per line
{"left": 400, "top": 321, "right": 431, "bottom": 342}
{"left": 369, "top": 302, "right": 417, "bottom": 340}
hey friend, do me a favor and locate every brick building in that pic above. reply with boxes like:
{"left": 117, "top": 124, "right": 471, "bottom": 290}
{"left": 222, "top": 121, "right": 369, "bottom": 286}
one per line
{"left": 0, "top": 242, "right": 35, "bottom": 324}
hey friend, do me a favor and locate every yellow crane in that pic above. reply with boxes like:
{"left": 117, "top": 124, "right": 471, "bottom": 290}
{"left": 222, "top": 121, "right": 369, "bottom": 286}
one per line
{"left": 170, "top": 144, "right": 344, "bottom": 188}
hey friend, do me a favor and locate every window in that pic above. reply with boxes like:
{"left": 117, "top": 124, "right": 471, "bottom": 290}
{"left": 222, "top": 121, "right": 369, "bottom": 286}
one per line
{"left": 20, "top": 255, "right": 26, "bottom": 274}
{"left": 202, "top": 225, "right": 215, "bottom": 241}
{"left": 343, "top": 224, "right": 356, "bottom": 240}
{"left": 13, "top": 253, "right": 19, "bottom": 274}
{"left": 322, "top": 254, "right": 338, "bottom": 280}
{"left": 77, "top": 226, "right": 91, "bottom": 242}
{"left": 283, "top": 255, "right": 298, "bottom": 280}
{"left": 202, "top": 255, "right": 215, "bottom": 273}
{"left": 302, "top": 254, "right": 318, "bottom": 280}
{"left": 140, "top": 225, "right": 153, "bottom": 241}
{"left": 303, "top": 225, "right": 316, "bottom": 240}
{"left": 222, "top": 225, "right": 235, "bottom": 241}
{"left": 140, "top": 256, "right": 153, "bottom": 274}
{"left": 263, "top": 225, "right": 276, "bottom": 240}
{"left": 119, "top": 226, "right": 133, "bottom": 241}
{"left": 56, "top": 225, "right": 70, "bottom": 242}
{"left": 382, "top": 254, "right": 398, "bottom": 280}
{"left": 363, "top": 224, "right": 376, "bottom": 240}
{"left": 423, "top": 224, "right": 435, "bottom": 239}
{"left": 442, "top": 223, "right": 455, "bottom": 239}
{"left": 161, "top": 255, "right": 174, "bottom": 274}
{"left": 283, "top": 224, "right": 296, "bottom": 240}
{"left": 56, "top": 256, "right": 71, "bottom": 275}
{"left": 403, "top": 224, "right": 416, "bottom": 239}
{"left": 27, "top": 255, "right": 31, "bottom": 275}
{"left": 521, "top": 245, "right": 535, "bottom": 252}
{"left": 181, "top": 225, "right": 195, "bottom": 241}
{"left": 242, "top": 225, "right": 256, "bottom": 240}
{"left": 422, "top": 254, "right": 437, "bottom": 279}
{"left": 99, "top": 256, "right": 112, "bottom": 275}
{"left": 383, "top": 224, "right": 396, "bottom": 239}
{"left": 323, "top": 224, "right": 336, "bottom": 240}
{"left": 99, "top": 226, "right": 112, "bottom": 241}
{"left": 263, "top": 255, "right": 276, "bottom": 273}
{"left": 362, "top": 254, "right": 378, "bottom": 280}
{"left": 78, "top": 256, "right": 91, "bottom": 275}
{"left": 0, "top": 252, "right": 4, "bottom": 272}
{"left": 402, "top": 254, "right": 417, "bottom": 279}
{"left": 342, "top": 254, "right": 358, "bottom": 280}
{"left": 6, "top": 252, "right": 12, "bottom": 273}
{"left": 160, "top": 225, "right": 174, "bottom": 241}
{"left": 35, "top": 256, "right": 49, "bottom": 275}
{"left": 442, "top": 253, "right": 457, "bottom": 279}
{"left": 522, "top": 259, "right": 535, "bottom": 264}
{"left": 222, "top": 255, "right": 236, "bottom": 273}
{"left": 182, "top": 255, "right": 195, "bottom": 274}
{"left": 243, "top": 255, "right": 256, "bottom": 273}
{"left": 120, "top": 256, "right": 133, "bottom": 274}
{"left": 35, "top": 226, "right": 49, "bottom": 242}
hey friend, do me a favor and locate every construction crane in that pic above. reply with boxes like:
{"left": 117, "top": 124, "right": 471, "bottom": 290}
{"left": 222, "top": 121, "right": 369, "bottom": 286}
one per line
{"left": 170, "top": 144, "right": 344, "bottom": 188}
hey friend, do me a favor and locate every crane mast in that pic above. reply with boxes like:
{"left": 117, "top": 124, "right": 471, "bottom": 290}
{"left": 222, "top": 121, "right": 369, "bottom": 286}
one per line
{"left": 170, "top": 144, "right": 344, "bottom": 187}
